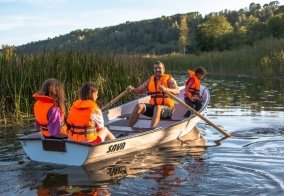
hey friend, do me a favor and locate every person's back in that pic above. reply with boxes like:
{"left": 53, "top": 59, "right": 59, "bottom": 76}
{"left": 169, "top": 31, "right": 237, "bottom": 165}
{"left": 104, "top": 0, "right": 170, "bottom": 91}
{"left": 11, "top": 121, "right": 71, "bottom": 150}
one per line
{"left": 33, "top": 78, "right": 67, "bottom": 139}
{"left": 66, "top": 82, "right": 115, "bottom": 144}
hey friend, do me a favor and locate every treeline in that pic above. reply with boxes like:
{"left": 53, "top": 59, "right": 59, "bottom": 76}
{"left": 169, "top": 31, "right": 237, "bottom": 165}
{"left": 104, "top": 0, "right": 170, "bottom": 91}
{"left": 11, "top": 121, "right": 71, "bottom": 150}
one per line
{"left": 6, "top": 1, "right": 283, "bottom": 55}
{"left": 195, "top": 2, "right": 284, "bottom": 52}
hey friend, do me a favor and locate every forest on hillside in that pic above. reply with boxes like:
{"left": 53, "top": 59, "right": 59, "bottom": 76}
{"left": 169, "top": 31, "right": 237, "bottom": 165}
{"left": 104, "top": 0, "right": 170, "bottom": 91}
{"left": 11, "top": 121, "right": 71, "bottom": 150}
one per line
{"left": 3, "top": 1, "right": 284, "bottom": 55}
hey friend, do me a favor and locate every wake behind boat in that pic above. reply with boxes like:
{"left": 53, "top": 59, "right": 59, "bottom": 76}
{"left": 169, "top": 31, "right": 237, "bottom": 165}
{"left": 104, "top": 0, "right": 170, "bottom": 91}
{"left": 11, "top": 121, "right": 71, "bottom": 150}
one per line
{"left": 17, "top": 85, "right": 210, "bottom": 166}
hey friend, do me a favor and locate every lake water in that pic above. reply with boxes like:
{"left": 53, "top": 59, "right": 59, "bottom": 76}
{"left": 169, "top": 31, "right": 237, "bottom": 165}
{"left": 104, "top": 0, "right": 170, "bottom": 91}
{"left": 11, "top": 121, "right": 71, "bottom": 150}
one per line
{"left": 1, "top": 73, "right": 284, "bottom": 195}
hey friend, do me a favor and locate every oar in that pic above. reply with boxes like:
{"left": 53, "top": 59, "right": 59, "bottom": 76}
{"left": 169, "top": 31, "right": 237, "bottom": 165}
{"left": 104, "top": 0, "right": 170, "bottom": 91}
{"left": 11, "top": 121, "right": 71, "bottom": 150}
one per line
{"left": 101, "top": 85, "right": 131, "bottom": 111}
{"left": 159, "top": 86, "right": 231, "bottom": 137}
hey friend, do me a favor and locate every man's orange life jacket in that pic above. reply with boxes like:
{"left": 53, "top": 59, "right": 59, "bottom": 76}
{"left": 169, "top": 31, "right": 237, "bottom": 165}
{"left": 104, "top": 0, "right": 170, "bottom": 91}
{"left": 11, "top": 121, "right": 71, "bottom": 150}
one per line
{"left": 66, "top": 100, "right": 99, "bottom": 142}
{"left": 148, "top": 74, "right": 175, "bottom": 108}
{"left": 33, "top": 94, "right": 67, "bottom": 137}
{"left": 184, "top": 70, "right": 201, "bottom": 98}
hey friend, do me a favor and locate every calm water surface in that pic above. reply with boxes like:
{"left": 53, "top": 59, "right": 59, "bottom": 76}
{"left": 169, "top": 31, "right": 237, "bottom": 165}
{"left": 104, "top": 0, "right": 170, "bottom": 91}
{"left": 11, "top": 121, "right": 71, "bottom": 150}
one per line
{"left": 1, "top": 73, "right": 284, "bottom": 195}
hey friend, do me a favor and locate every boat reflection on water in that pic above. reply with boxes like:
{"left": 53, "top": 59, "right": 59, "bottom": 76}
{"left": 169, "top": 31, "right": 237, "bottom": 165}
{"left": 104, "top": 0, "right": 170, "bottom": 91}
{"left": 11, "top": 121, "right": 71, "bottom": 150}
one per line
{"left": 30, "top": 127, "right": 207, "bottom": 195}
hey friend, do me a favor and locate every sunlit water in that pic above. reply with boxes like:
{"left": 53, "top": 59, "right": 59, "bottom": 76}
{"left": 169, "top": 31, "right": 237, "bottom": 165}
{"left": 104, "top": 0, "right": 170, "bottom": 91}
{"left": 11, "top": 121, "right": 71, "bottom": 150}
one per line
{"left": 1, "top": 73, "right": 284, "bottom": 195}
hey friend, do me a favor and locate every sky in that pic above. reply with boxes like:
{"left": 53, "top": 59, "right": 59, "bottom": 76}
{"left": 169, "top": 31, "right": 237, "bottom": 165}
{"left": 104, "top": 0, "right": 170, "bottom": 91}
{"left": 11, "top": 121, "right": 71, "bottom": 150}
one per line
{"left": 1, "top": 0, "right": 283, "bottom": 47}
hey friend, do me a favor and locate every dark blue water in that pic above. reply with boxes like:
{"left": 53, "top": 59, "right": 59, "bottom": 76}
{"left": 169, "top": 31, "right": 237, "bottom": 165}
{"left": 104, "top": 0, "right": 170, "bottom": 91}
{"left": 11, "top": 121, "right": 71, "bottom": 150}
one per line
{"left": 1, "top": 74, "right": 284, "bottom": 195}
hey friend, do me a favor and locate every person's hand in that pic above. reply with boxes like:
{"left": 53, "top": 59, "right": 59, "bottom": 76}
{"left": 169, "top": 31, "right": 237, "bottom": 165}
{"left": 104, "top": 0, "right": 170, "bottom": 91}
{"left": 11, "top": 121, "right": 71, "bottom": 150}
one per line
{"left": 128, "top": 86, "right": 135, "bottom": 93}
{"left": 190, "top": 94, "right": 199, "bottom": 102}
{"left": 159, "top": 85, "right": 168, "bottom": 92}
{"left": 126, "top": 85, "right": 133, "bottom": 92}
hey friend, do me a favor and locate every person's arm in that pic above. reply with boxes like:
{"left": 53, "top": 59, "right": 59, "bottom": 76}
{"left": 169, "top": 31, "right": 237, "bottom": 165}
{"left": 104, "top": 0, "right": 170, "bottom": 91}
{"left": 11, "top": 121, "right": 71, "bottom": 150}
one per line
{"left": 47, "top": 106, "right": 66, "bottom": 137}
{"left": 129, "top": 79, "right": 149, "bottom": 95}
{"left": 35, "top": 120, "right": 40, "bottom": 132}
{"left": 92, "top": 108, "right": 116, "bottom": 141}
{"left": 185, "top": 78, "right": 197, "bottom": 101}
{"left": 91, "top": 108, "right": 104, "bottom": 130}
{"left": 167, "top": 78, "right": 180, "bottom": 95}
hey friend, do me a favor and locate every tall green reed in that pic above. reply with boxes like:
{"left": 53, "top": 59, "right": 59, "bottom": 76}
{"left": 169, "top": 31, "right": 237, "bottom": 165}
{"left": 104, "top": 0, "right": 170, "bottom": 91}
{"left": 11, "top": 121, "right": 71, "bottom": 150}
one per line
{"left": 0, "top": 50, "right": 150, "bottom": 126}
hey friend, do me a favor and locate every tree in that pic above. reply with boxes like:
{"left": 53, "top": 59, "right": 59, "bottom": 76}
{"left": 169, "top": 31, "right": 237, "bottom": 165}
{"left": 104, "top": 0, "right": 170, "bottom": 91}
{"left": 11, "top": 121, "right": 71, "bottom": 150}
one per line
{"left": 195, "top": 15, "right": 233, "bottom": 51}
{"left": 267, "top": 13, "right": 284, "bottom": 38}
{"left": 246, "top": 15, "right": 268, "bottom": 44}
{"left": 178, "top": 16, "right": 189, "bottom": 54}
{"left": 1, "top": 45, "right": 16, "bottom": 60}
{"left": 269, "top": 1, "right": 280, "bottom": 9}
{"left": 232, "top": 25, "right": 247, "bottom": 48}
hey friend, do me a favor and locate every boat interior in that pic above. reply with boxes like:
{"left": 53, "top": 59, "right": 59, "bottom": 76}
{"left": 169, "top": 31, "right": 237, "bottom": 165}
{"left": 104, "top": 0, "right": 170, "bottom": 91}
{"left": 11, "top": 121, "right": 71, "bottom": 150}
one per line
{"left": 104, "top": 86, "right": 209, "bottom": 136}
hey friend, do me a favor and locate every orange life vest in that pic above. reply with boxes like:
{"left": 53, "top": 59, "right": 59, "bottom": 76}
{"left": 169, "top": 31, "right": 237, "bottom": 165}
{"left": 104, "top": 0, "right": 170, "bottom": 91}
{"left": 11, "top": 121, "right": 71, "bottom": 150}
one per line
{"left": 184, "top": 70, "right": 201, "bottom": 98}
{"left": 66, "top": 100, "right": 99, "bottom": 142}
{"left": 33, "top": 94, "right": 67, "bottom": 137}
{"left": 148, "top": 74, "right": 175, "bottom": 108}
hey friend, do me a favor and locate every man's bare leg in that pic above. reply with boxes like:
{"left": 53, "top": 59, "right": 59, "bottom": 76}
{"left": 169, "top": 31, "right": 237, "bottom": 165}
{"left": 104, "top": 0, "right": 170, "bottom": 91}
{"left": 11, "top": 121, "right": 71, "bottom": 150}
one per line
{"left": 127, "top": 103, "right": 145, "bottom": 127}
{"left": 150, "top": 105, "right": 162, "bottom": 128}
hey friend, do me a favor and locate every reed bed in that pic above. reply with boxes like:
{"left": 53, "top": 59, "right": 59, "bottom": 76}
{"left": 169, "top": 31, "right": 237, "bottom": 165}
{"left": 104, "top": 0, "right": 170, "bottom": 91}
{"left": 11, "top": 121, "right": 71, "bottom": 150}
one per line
{"left": 0, "top": 50, "right": 151, "bottom": 126}
{"left": 1, "top": 37, "right": 283, "bottom": 126}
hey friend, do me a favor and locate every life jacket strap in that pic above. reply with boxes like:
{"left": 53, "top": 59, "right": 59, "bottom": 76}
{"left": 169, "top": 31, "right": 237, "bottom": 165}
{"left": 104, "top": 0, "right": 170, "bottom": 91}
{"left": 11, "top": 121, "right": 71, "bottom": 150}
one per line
{"left": 150, "top": 95, "right": 169, "bottom": 98}
{"left": 70, "top": 125, "right": 97, "bottom": 136}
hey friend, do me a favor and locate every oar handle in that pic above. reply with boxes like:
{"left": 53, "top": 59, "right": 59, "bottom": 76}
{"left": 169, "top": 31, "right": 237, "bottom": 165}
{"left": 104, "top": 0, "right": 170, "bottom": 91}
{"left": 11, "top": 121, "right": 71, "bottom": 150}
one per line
{"left": 101, "top": 85, "right": 131, "bottom": 111}
{"left": 159, "top": 86, "right": 230, "bottom": 137}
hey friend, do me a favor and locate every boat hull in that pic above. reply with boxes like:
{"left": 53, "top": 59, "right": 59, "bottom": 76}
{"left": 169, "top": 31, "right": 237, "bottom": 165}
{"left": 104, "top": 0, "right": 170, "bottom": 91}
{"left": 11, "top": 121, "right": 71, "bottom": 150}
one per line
{"left": 17, "top": 86, "right": 210, "bottom": 166}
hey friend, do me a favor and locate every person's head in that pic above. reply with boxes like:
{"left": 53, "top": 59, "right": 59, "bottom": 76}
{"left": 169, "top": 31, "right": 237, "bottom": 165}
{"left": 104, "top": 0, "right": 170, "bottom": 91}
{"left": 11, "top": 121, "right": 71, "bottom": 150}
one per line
{"left": 195, "top": 67, "right": 206, "bottom": 79}
{"left": 38, "top": 78, "right": 66, "bottom": 115}
{"left": 79, "top": 82, "right": 98, "bottom": 102}
{"left": 154, "top": 61, "right": 165, "bottom": 77}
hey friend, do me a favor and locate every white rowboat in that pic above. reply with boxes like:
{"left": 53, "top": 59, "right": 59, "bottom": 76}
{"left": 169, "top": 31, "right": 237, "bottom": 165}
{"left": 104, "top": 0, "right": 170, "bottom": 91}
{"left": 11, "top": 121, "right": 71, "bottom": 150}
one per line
{"left": 17, "top": 85, "right": 210, "bottom": 166}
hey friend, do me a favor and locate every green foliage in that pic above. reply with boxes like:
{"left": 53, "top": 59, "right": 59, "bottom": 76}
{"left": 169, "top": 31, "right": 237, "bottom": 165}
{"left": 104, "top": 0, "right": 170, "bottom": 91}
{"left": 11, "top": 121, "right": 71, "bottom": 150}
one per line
{"left": 0, "top": 51, "right": 150, "bottom": 125}
{"left": 1, "top": 45, "right": 16, "bottom": 60}
{"left": 246, "top": 16, "right": 268, "bottom": 45}
{"left": 267, "top": 13, "right": 284, "bottom": 38}
{"left": 178, "top": 16, "right": 189, "bottom": 54}
{"left": 150, "top": 37, "right": 284, "bottom": 79}
{"left": 195, "top": 15, "right": 233, "bottom": 51}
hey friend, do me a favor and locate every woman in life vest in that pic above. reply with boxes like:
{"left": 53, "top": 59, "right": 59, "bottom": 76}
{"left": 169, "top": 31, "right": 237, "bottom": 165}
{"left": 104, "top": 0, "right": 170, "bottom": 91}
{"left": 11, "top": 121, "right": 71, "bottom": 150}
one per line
{"left": 33, "top": 78, "right": 67, "bottom": 139}
{"left": 66, "top": 82, "right": 115, "bottom": 144}
{"left": 127, "top": 61, "right": 180, "bottom": 128}
{"left": 183, "top": 67, "right": 206, "bottom": 117}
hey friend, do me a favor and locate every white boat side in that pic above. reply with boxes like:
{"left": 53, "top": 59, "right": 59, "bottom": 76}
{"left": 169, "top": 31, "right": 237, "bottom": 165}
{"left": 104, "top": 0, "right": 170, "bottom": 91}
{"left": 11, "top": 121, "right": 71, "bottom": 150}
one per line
{"left": 17, "top": 85, "right": 210, "bottom": 166}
